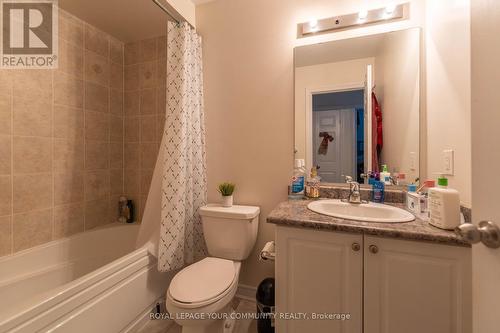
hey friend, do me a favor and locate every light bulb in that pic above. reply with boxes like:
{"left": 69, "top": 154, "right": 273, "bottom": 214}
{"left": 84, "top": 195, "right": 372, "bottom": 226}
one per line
{"left": 309, "top": 19, "right": 318, "bottom": 28}
{"left": 385, "top": 4, "right": 396, "bottom": 14}
{"left": 358, "top": 10, "right": 368, "bottom": 20}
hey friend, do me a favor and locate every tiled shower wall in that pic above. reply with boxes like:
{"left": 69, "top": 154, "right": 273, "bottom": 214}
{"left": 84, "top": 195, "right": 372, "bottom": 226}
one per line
{"left": 123, "top": 37, "right": 167, "bottom": 222}
{"left": 0, "top": 10, "right": 126, "bottom": 256}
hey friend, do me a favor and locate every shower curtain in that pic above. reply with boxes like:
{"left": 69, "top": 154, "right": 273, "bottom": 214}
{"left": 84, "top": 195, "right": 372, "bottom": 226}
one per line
{"left": 158, "top": 22, "right": 207, "bottom": 272}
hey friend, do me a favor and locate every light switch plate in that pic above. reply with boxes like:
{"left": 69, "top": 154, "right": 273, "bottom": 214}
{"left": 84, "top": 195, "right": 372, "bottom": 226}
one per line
{"left": 443, "top": 149, "right": 454, "bottom": 175}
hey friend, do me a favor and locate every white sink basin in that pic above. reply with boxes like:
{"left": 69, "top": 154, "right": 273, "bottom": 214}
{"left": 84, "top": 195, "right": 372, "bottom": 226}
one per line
{"left": 307, "top": 199, "right": 415, "bottom": 223}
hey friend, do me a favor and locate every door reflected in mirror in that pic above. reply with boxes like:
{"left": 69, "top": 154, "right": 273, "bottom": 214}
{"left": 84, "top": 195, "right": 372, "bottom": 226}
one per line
{"left": 294, "top": 28, "right": 420, "bottom": 185}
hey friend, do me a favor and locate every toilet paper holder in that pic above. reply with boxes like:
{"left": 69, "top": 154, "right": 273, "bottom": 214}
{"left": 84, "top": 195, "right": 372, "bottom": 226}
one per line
{"left": 260, "top": 241, "right": 275, "bottom": 261}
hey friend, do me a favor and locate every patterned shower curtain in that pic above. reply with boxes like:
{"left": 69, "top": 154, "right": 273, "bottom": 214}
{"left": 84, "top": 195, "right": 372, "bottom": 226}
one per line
{"left": 158, "top": 22, "right": 207, "bottom": 272}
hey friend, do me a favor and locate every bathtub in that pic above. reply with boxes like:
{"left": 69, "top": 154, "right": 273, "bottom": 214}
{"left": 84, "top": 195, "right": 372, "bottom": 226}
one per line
{"left": 0, "top": 223, "right": 173, "bottom": 333}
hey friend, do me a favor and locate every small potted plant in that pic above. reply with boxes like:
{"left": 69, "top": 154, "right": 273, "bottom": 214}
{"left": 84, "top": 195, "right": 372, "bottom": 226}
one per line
{"left": 218, "top": 182, "right": 235, "bottom": 207}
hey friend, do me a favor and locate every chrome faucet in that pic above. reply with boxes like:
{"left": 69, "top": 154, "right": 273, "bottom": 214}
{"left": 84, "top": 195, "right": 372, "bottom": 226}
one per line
{"left": 342, "top": 175, "right": 365, "bottom": 204}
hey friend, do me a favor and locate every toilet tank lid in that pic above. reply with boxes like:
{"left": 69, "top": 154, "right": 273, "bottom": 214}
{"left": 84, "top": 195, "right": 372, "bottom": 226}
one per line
{"left": 199, "top": 204, "right": 260, "bottom": 219}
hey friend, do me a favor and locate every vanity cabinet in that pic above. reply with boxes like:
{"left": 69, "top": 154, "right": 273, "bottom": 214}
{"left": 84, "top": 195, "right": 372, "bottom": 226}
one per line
{"left": 275, "top": 226, "right": 472, "bottom": 333}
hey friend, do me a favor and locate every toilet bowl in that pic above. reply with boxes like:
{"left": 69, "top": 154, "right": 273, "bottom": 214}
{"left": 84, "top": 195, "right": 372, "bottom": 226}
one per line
{"left": 166, "top": 204, "right": 260, "bottom": 333}
{"left": 166, "top": 258, "right": 241, "bottom": 333}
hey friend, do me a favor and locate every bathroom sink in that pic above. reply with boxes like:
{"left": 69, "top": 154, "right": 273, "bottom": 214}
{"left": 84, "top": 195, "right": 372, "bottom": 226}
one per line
{"left": 307, "top": 199, "right": 415, "bottom": 223}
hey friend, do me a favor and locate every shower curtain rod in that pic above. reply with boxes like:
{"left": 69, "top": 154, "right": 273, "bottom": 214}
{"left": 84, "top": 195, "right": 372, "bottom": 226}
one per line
{"left": 152, "top": 0, "right": 194, "bottom": 27}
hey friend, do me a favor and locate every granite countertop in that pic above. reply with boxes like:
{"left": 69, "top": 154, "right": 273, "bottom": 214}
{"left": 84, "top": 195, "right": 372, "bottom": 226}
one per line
{"left": 267, "top": 199, "right": 470, "bottom": 247}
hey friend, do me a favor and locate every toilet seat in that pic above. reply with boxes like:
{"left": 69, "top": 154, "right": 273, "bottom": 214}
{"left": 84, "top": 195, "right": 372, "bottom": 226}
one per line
{"left": 168, "top": 257, "right": 238, "bottom": 308}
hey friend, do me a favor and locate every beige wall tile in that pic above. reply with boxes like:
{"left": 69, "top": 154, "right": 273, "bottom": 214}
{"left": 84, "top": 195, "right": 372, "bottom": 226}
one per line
{"left": 124, "top": 90, "right": 140, "bottom": 116}
{"left": 54, "top": 105, "right": 84, "bottom": 139}
{"left": 141, "top": 38, "right": 157, "bottom": 62}
{"left": 13, "top": 209, "right": 52, "bottom": 252}
{"left": 140, "top": 62, "right": 157, "bottom": 88}
{"left": 157, "top": 86, "right": 166, "bottom": 115}
{"left": 54, "top": 138, "right": 84, "bottom": 171}
{"left": 85, "top": 199, "right": 110, "bottom": 230}
{"left": 110, "top": 89, "right": 124, "bottom": 116}
{"left": 157, "top": 58, "right": 167, "bottom": 87}
{"left": 54, "top": 171, "right": 84, "bottom": 205}
{"left": 124, "top": 65, "right": 140, "bottom": 91}
{"left": 12, "top": 70, "right": 51, "bottom": 91}
{"left": 125, "top": 143, "right": 140, "bottom": 170}
{"left": 124, "top": 42, "right": 140, "bottom": 65}
{"left": 157, "top": 113, "right": 166, "bottom": 140}
{"left": 13, "top": 174, "right": 52, "bottom": 213}
{"left": 109, "top": 38, "right": 124, "bottom": 65}
{"left": 0, "top": 216, "right": 12, "bottom": 256}
{"left": 0, "top": 91, "right": 12, "bottom": 135}
{"left": 85, "top": 111, "right": 109, "bottom": 140}
{"left": 0, "top": 135, "right": 11, "bottom": 175}
{"left": 110, "top": 115, "right": 124, "bottom": 141}
{"left": 85, "top": 82, "right": 109, "bottom": 113}
{"left": 124, "top": 168, "right": 140, "bottom": 197}
{"left": 140, "top": 168, "right": 153, "bottom": 195}
{"left": 157, "top": 36, "right": 167, "bottom": 59}
{"left": 140, "top": 115, "right": 156, "bottom": 142}
{"left": 0, "top": 176, "right": 12, "bottom": 216}
{"left": 85, "top": 24, "right": 109, "bottom": 58}
{"left": 13, "top": 88, "right": 52, "bottom": 137}
{"left": 59, "top": 11, "right": 84, "bottom": 47}
{"left": 140, "top": 88, "right": 156, "bottom": 115}
{"left": 141, "top": 143, "right": 158, "bottom": 170}
{"left": 58, "top": 39, "right": 84, "bottom": 79}
{"left": 85, "top": 140, "right": 109, "bottom": 170}
{"left": 110, "top": 62, "right": 123, "bottom": 90}
{"left": 110, "top": 169, "right": 124, "bottom": 195}
{"left": 54, "top": 72, "right": 84, "bottom": 108}
{"left": 109, "top": 142, "right": 123, "bottom": 170}
{"left": 85, "top": 50, "right": 110, "bottom": 87}
{"left": 13, "top": 136, "right": 52, "bottom": 174}
{"left": 85, "top": 170, "right": 110, "bottom": 201}
{"left": 109, "top": 195, "right": 121, "bottom": 223}
{"left": 54, "top": 203, "right": 84, "bottom": 238}
{"left": 124, "top": 117, "right": 140, "bottom": 143}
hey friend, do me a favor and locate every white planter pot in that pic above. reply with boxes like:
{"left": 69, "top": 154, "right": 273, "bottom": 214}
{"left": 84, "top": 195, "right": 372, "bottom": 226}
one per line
{"left": 221, "top": 195, "right": 233, "bottom": 207}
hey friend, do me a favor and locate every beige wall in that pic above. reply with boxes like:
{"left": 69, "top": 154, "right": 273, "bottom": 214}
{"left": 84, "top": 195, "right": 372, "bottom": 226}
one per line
{"left": 425, "top": 0, "right": 471, "bottom": 207}
{"left": 123, "top": 37, "right": 167, "bottom": 222}
{"left": 0, "top": 10, "right": 125, "bottom": 256}
{"left": 376, "top": 28, "right": 420, "bottom": 181}
{"left": 197, "top": 0, "right": 471, "bottom": 287}
{"left": 294, "top": 58, "right": 374, "bottom": 163}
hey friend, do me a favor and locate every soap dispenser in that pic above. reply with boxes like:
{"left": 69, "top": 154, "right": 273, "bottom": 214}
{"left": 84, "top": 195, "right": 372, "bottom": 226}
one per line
{"left": 428, "top": 175, "right": 460, "bottom": 230}
{"left": 380, "top": 164, "right": 391, "bottom": 185}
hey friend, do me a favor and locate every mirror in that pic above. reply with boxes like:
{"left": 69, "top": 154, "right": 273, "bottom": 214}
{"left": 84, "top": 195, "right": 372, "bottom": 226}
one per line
{"left": 294, "top": 28, "right": 420, "bottom": 185}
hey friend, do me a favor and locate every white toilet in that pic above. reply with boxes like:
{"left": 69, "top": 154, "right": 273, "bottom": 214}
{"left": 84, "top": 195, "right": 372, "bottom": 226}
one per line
{"left": 166, "top": 204, "right": 260, "bottom": 333}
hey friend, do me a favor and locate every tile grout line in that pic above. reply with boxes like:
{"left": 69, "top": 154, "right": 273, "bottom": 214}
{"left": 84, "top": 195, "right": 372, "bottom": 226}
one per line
{"left": 10, "top": 72, "right": 14, "bottom": 254}
{"left": 83, "top": 22, "right": 87, "bottom": 232}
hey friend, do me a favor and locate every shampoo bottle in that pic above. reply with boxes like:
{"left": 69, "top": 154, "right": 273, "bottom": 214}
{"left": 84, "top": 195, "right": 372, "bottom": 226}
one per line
{"left": 428, "top": 176, "right": 460, "bottom": 230}
{"left": 380, "top": 164, "right": 391, "bottom": 185}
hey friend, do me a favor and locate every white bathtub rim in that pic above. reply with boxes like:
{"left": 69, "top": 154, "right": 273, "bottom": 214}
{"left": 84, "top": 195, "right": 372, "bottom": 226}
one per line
{"left": 0, "top": 246, "right": 150, "bottom": 332}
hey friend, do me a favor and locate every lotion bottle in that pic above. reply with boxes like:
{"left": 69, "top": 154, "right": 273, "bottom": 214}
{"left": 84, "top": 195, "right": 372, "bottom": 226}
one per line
{"left": 428, "top": 175, "right": 460, "bottom": 230}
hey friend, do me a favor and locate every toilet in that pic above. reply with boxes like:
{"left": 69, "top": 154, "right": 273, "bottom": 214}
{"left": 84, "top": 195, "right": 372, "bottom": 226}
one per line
{"left": 166, "top": 204, "right": 260, "bottom": 333}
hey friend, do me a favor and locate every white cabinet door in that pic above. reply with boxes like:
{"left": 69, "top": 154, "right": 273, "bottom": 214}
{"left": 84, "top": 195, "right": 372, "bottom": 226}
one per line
{"left": 364, "top": 236, "right": 472, "bottom": 333}
{"left": 275, "top": 226, "right": 363, "bottom": 333}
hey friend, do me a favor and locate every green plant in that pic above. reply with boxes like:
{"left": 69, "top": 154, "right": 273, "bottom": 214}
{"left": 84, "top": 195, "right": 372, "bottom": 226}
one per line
{"left": 218, "top": 182, "right": 235, "bottom": 196}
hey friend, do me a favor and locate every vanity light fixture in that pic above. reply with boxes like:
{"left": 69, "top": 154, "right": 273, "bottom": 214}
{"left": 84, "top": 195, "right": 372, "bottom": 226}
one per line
{"left": 299, "top": 2, "right": 409, "bottom": 37}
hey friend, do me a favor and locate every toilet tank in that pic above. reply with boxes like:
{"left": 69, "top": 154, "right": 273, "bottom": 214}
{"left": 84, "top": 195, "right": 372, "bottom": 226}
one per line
{"left": 199, "top": 204, "right": 260, "bottom": 261}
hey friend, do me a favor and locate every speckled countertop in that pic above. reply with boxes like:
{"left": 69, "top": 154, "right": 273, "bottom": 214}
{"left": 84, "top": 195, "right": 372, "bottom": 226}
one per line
{"left": 267, "top": 199, "right": 470, "bottom": 247}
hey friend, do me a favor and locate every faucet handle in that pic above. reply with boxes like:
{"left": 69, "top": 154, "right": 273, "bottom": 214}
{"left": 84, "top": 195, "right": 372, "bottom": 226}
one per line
{"left": 342, "top": 175, "right": 353, "bottom": 182}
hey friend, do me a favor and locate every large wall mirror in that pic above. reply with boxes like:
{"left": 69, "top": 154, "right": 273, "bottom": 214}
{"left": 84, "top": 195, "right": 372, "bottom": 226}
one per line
{"left": 294, "top": 28, "right": 420, "bottom": 185}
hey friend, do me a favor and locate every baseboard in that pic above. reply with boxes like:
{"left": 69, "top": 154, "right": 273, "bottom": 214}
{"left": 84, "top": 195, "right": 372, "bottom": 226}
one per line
{"left": 236, "top": 284, "right": 257, "bottom": 302}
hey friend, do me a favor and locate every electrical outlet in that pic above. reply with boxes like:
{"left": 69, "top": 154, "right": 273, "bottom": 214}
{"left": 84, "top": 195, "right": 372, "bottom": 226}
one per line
{"left": 443, "top": 149, "right": 454, "bottom": 175}
{"left": 410, "top": 152, "right": 417, "bottom": 171}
